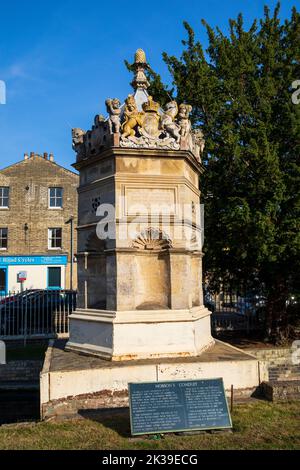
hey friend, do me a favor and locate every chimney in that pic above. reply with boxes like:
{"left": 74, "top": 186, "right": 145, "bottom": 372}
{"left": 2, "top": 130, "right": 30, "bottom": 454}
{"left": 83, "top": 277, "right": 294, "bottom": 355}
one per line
{"left": 43, "top": 152, "right": 48, "bottom": 160}
{"left": 49, "top": 153, "right": 54, "bottom": 162}
{"left": 24, "top": 153, "right": 29, "bottom": 160}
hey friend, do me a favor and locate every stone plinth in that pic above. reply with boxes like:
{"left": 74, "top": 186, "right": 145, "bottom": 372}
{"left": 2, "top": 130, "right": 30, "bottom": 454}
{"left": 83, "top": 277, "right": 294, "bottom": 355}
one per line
{"left": 66, "top": 306, "right": 213, "bottom": 360}
{"left": 41, "top": 340, "right": 268, "bottom": 420}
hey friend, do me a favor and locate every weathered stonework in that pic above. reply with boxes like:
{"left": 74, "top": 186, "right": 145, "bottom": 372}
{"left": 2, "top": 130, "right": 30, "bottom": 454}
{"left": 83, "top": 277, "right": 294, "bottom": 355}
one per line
{"left": 38, "top": 49, "right": 265, "bottom": 415}
{"left": 66, "top": 49, "right": 212, "bottom": 360}
{"left": 261, "top": 380, "right": 300, "bottom": 402}
{"left": 66, "top": 144, "right": 214, "bottom": 360}
{"left": 41, "top": 339, "right": 266, "bottom": 419}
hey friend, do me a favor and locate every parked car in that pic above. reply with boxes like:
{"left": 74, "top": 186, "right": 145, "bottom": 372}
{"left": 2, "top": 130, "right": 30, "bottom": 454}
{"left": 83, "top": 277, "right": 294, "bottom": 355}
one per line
{"left": 236, "top": 294, "right": 266, "bottom": 316}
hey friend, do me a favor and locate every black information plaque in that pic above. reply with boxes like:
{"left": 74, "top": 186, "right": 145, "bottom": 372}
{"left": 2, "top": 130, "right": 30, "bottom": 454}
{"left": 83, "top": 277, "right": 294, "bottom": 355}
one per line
{"left": 128, "top": 378, "right": 232, "bottom": 436}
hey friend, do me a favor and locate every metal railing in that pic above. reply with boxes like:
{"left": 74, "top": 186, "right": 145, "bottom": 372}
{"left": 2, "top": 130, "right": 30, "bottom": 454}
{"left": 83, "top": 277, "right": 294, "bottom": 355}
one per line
{"left": 0, "top": 289, "right": 76, "bottom": 340}
{"left": 205, "top": 289, "right": 266, "bottom": 333}
{"left": 211, "top": 312, "right": 264, "bottom": 334}
{"left": 0, "top": 286, "right": 267, "bottom": 339}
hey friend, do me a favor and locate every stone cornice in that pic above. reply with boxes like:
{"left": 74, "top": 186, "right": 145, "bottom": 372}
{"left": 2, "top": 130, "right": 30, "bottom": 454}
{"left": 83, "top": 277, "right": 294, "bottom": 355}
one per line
{"left": 73, "top": 147, "right": 204, "bottom": 175}
{"left": 77, "top": 174, "right": 201, "bottom": 197}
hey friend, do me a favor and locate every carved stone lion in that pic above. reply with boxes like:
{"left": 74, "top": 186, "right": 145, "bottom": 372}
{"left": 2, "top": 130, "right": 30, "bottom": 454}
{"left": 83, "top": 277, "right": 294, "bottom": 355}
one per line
{"left": 121, "top": 95, "right": 144, "bottom": 138}
{"left": 160, "top": 101, "right": 180, "bottom": 142}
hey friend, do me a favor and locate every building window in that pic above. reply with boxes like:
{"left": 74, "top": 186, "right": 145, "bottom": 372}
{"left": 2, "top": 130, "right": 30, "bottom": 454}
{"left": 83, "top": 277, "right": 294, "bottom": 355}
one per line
{"left": 48, "top": 228, "right": 62, "bottom": 249}
{"left": 0, "top": 187, "right": 9, "bottom": 208}
{"left": 49, "top": 187, "right": 63, "bottom": 208}
{"left": 0, "top": 228, "right": 8, "bottom": 249}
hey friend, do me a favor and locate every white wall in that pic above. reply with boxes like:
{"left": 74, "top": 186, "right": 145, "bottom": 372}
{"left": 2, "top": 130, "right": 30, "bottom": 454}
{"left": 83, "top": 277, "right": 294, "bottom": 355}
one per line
{"left": 7, "top": 265, "right": 66, "bottom": 291}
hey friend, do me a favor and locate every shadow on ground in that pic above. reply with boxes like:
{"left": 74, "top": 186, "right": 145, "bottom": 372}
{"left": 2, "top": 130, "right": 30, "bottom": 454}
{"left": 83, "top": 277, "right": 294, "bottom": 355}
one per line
{"left": 78, "top": 407, "right": 131, "bottom": 438}
{"left": 0, "top": 390, "right": 40, "bottom": 425}
{"left": 215, "top": 331, "right": 274, "bottom": 349}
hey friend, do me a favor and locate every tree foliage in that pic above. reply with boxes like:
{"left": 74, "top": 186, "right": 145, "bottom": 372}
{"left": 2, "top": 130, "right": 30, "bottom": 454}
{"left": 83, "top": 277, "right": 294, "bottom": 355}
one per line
{"left": 145, "top": 3, "right": 300, "bottom": 340}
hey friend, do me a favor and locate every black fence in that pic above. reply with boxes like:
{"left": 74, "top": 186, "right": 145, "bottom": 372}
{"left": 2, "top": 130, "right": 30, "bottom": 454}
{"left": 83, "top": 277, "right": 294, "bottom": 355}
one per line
{"left": 0, "top": 287, "right": 267, "bottom": 340}
{"left": 205, "top": 290, "right": 266, "bottom": 333}
{"left": 0, "top": 289, "right": 76, "bottom": 340}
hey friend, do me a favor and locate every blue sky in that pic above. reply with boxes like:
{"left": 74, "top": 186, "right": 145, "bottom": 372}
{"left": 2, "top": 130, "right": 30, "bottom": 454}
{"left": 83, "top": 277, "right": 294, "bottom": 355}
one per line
{"left": 0, "top": 0, "right": 297, "bottom": 171}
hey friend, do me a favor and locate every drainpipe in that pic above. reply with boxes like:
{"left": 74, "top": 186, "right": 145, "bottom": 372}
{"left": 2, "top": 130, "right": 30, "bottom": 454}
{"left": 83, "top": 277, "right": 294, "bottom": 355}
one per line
{"left": 65, "top": 216, "right": 74, "bottom": 290}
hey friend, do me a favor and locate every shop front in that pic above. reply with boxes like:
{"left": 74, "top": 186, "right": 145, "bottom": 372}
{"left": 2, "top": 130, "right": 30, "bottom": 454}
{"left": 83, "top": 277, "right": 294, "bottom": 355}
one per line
{"left": 0, "top": 255, "right": 68, "bottom": 294}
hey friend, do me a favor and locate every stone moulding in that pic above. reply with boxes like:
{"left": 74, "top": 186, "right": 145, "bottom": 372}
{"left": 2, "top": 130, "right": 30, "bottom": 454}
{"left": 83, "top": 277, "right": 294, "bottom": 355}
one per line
{"left": 120, "top": 134, "right": 180, "bottom": 151}
{"left": 73, "top": 147, "right": 204, "bottom": 177}
{"left": 68, "top": 306, "right": 212, "bottom": 324}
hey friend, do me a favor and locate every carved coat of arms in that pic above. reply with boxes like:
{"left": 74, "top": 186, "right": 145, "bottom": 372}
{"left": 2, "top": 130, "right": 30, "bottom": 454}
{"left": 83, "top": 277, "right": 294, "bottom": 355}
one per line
{"left": 139, "top": 96, "right": 161, "bottom": 139}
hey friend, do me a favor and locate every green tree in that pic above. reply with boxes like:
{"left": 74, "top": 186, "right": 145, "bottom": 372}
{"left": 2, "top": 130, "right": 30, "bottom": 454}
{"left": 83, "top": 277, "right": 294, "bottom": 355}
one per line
{"left": 147, "top": 3, "right": 300, "bottom": 341}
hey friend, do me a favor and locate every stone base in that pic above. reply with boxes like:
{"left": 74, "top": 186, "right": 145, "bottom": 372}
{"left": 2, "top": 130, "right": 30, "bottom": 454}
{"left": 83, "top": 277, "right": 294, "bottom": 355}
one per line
{"left": 40, "top": 339, "right": 268, "bottom": 420}
{"left": 66, "top": 306, "right": 214, "bottom": 361}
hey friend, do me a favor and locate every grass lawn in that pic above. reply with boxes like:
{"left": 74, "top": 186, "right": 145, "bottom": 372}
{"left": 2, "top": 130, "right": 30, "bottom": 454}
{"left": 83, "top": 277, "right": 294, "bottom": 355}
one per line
{"left": 0, "top": 400, "right": 299, "bottom": 450}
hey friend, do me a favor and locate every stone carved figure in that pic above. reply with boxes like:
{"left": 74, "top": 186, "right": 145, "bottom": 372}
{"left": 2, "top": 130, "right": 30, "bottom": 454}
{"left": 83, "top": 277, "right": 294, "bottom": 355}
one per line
{"left": 72, "top": 127, "right": 86, "bottom": 153}
{"left": 72, "top": 128, "right": 85, "bottom": 149}
{"left": 105, "top": 98, "right": 121, "bottom": 134}
{"left": 160, "top": 101, "right": 181, "bottom": 142}
{"left": 121, "top": 95, "right": 144, "bottom": 138}
{"left": 178, "top": 103, "right": 192, "bottom": 138}
{"left": 72, "top": 50, "right": 203, "bottom": 159}
{"left": 72, "top": 128, "right": 86, "bottom": 159}
{"left": 193, "top": 129, "right": 205, "bottom": 156}
{"left": 94, "top": 114, "right": 105, "bottom": 127}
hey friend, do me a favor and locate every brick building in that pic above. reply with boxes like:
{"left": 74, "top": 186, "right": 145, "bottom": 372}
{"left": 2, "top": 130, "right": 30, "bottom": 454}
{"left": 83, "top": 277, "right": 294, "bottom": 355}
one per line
{"left": 0, "top": 152, "right": 78, "bottom": 293}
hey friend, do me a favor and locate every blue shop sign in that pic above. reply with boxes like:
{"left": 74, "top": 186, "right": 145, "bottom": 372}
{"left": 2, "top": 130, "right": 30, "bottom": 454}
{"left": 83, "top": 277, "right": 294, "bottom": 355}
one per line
{"left": 0, "top": 255, "right": 68, "bottom": 266}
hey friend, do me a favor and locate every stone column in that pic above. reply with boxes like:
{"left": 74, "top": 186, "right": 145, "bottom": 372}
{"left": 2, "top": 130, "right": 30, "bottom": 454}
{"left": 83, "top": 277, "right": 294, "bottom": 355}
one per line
{"left": 106, "top": 251, "right": 117, "bottom": 311}
{"left": 116, "top": 251, "right": 136, "bottom": 311}
{"left": 191, "top": 252, "right": 204, "bottom": 307}
{"left": 169, "top": 250, "right": 193, "bottom": 309}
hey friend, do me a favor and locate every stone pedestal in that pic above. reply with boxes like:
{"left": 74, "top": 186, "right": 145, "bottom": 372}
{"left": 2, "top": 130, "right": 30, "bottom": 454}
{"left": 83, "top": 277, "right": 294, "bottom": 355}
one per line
{"left": 40, "top": 49, "right": 263, "bottom": 415}
{"left": 66, "top": 147, "right": 215, "bottom": 360}
{"left": 67, "top": 306, "right": 213, "bottom": 360}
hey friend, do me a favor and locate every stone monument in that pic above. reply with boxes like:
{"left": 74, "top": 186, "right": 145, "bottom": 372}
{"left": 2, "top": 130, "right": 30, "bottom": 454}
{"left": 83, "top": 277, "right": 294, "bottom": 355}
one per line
{"left": 40, "top": 51, "right": 267, "bottom": 418}
{"left": 66, "top": 49, "right": 213, "bottom": 360}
